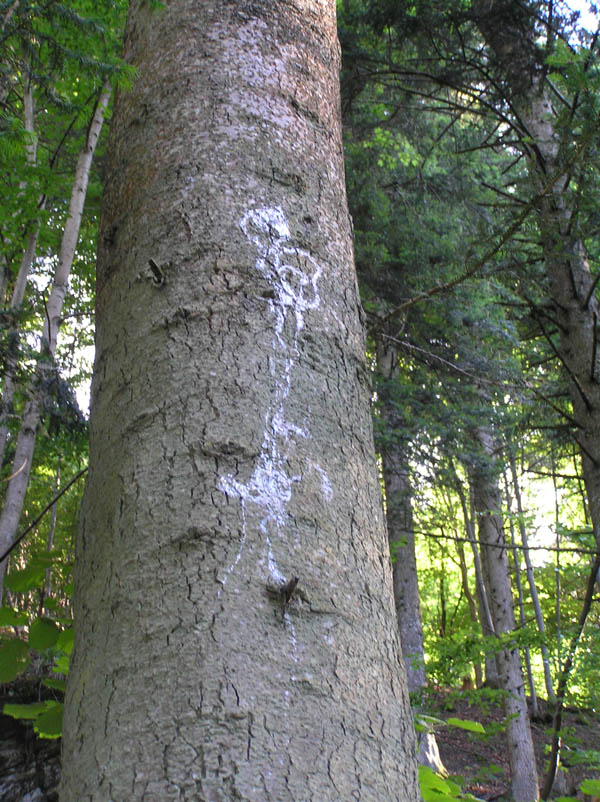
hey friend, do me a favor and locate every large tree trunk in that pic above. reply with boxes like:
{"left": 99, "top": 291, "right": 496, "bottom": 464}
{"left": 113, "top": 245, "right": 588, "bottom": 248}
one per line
{"left": 60, "top": 2, "right": 419, "bottom": 800}
{"left": 471, "top": 426, "right": 539, "bottom": 802}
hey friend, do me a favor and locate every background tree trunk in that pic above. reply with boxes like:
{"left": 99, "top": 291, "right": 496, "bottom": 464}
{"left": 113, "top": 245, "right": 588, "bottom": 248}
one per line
{"left": 508, "top": 450, "right": 555, "bottom": 705}
{"left": 377, "top": 338, "right": 446, "bottom": 774}
{"left": 471, "top": 425, "right": 539, "bottom": 802}
{"left": 60, "top": 2, "right": 419, "bottom": 800}
{"left": 454, "top": 465, "right": 499, "bottom": 688}
{"left": 377, "top": 339, "right": 427, "bottom": 692}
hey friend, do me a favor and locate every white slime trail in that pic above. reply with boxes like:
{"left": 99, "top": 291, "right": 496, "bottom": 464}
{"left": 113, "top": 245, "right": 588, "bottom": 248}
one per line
{"left": 217, "top": 206, "right": 333, "bottom": 653}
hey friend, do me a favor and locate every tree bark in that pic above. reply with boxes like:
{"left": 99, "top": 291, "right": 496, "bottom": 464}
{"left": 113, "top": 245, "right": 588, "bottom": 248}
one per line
{"left": 471, "top": 426, "right": 539, "bottom": 802}
{"left": 60, "top": 3, "right": 419, "bottom": 800}
{"left": 504, "top": 471, "right": 538, "bottom": 720}
{"left": 377, "top": 338, "right": 447, "bottom": 774}
{"left": 377, "top": 338, "right": 427, "bottom": 693}
{"left": 454, "top": 464, "right": 499, "bottom": 687}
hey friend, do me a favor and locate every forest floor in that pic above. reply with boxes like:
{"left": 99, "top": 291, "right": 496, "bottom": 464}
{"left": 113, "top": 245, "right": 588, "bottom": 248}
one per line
{"left": 422, "top": 688, "right": 600, "bottom": 801}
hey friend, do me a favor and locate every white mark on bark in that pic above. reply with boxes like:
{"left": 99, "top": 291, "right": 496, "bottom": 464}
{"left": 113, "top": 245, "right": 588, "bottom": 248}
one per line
{"left": 217, "top": 206, "right": 332, "bottom": 651}
{"left": 217, "top": 500, "right": 248, "bottom": 591}
{"left": 283, "top": 610, "right": 298, "bottom": 657}
{"left": 307, "top": 459, "right": 333, "bottom": 501}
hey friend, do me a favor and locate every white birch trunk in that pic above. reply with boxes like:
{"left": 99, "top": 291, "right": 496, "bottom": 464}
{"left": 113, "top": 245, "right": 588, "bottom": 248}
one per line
{"left": 0, "top": 81, "right": 42, "bottom": 462}
{"left": 0, "top": 84, "right": 112, "bottom": 597}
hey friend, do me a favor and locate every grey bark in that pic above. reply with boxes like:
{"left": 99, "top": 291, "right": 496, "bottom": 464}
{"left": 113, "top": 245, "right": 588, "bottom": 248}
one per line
{"left": 377, "top": 338, "right": 427, "bottom": 693}
{"left": 377, "top": 338, "right": 446, "bottom": 775}
{"left": 471, "top": 426, "right": 539, "bottom": 802}
{"left": 504, "top": 471, "right": 538, "bottom": 720}
{"left": 454, "top": 465, "right": 499, "bottom": 687}
{"left": 60, "top": 3, "right": 419, "bottom": 800}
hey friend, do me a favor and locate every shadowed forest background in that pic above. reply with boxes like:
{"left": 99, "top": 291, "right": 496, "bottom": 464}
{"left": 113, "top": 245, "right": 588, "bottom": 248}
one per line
{"left": 1, "top": 1, "right": 600, "bottom": 800}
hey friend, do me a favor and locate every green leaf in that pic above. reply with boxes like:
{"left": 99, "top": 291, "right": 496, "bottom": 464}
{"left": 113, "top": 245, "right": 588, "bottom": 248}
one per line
{"left": 447, "top": 717, "right": 486, "bottom": 734}
{"left": 57, "top": 627, "right": 74, "bottom": 655}
{"left": 43, "top": 677, "right": 67, "bottom": 692}
{"left": 0, "top": 606, "right": 29, "bottom": 627}
{"left": 418, "top": 765, "right": 462, "bottom": 801}
{"left": 3, "top": 701, "right": 48, "bottom": 720}
{"left": 34, "top": 701, "right": 63, "bottom": 739}
{"left": 4, "top": 563, "right": 46, "bottom": 592}
{"left": 580, "top": 780, "right": 600, "bottom": 796}
{"left": 29, "top": 618, "right": 60, "bottom": 651}
{"left": 53, "top": 653, "right": 70, "bottom": 674}
{"left": 415, "top": 713, "right": 446, "bottom": 732}
{"left": 0, "top": 638, "right": 30, "bottom": 682}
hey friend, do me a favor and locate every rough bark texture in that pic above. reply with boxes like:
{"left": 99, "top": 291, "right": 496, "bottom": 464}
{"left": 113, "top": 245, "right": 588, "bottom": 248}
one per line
{"left": 377, "top": 340, "right": 447, "bottom": 773}
{"left": 455, "top": 471, "right": 499, "bottom": 688}
{"left": 471, "top": 427, "right": 539, "bottom": 802}
{"left": 60, "top": 2, "right": 418, "bottom": 800}
{"left": 377, "top": 340, "right": 426, "bottom": 693}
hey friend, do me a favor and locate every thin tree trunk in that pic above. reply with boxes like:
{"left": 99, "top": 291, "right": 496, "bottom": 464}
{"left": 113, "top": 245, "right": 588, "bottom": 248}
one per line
{"left": 508, "top": 449, "right": 556, "bottom": 704}
{"left": 453, "top": 463, "right": 499, "bottom": 687}
{"left": 455, "top": 537, "right": 484, "bottom": 688}
{"left": 40, "top": 459, "right": 60, "bottom": 613}
{"left": 471, "top": 426, "right": 539, "bottom": 802}
{"left": 0, "top": 80, "right": 43, "bottom": 463}
{"left": 376, "top": 339, "right": 447, "bottom": 773}
{"left": 0, "top": 84, "right": 112, "bottom": 598}
{"left": 552, "top": 449, "right": 562, "bottom": 675}
{"left": 504, "top": 469, "right": 538, "bottom": 720}
{"left": 10, "top": 78, "right": 41, "bottom": 307}
{"left": 541, "top": 551, "right": 600, "bottom": 799}
{"left": 377, "top": 338, "right": 427, "bottom": 692}
{"left": 60, "top": 3, "right": 419, "bottom": 799}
